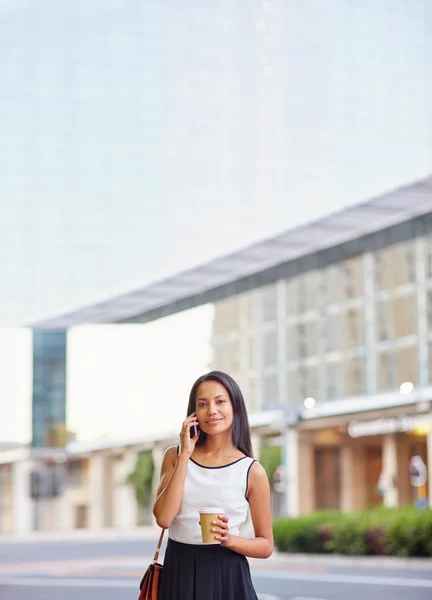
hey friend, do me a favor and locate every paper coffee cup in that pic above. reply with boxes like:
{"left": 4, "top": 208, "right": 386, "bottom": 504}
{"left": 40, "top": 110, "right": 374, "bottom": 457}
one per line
{"left": 199, "top": 507, "right": 224, "bottom": 544}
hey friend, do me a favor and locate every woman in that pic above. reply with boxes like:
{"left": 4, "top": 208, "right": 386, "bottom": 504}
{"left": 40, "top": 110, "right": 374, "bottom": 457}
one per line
{"left": 153, "top": 370, "right": 273, "bottom": 600}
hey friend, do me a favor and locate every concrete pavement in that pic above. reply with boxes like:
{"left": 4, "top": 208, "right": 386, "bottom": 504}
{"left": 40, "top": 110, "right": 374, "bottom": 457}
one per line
{"left": 0, "top": 529, "right": 431, "bottom": 599}
{"left": 1, "top": 525, "right": 431, "bottom": 570}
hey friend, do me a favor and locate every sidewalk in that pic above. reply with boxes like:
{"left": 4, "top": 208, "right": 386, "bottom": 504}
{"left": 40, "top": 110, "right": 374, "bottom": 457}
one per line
{"left": 0, "top": 525, "right": 161, "bottom": 544}
{"left": 1, "top": 526, "right": 431, "bottom": 570}
{"left": 262, "top": 551, "right": 432, "bottom": 571}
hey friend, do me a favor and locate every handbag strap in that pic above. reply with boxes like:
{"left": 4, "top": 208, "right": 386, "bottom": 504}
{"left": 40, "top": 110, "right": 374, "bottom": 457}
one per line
{"left": 153, "top": 528, "right": 166, "bottom": 564}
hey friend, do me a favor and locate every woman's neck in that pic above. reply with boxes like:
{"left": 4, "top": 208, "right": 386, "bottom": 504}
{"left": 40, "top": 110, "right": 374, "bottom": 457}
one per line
{"left": 201, "top": 432, "right": 238, "bottom": 456}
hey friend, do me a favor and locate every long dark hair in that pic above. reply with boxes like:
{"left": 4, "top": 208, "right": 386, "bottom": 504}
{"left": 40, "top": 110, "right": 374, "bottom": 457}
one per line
{"left": 187, "top": 371, "right": 253, "bottom": 458}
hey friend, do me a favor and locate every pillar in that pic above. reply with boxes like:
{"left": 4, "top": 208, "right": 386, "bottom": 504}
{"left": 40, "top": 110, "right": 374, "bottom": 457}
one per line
{"left": 251, "top": 432, "right": 262, "bottom": 461}
{"left": 341, "top": 444, "right": 367, "bottom": 512}
{"left": 89, "top": 453, "right": 105, "bottom": 529}
{"left": 383, "top": 434, "right": 399, "bottom": 507}
{"left": 397, "top": 435, "right": 412, "bottom": 506}
{"left": 428, "top": 421, "right": 432, "bottom": 509}
{"left": 113, "top": 451, "right": 139, "bottom": 528}
{"left": 152, "top": 444, "right": 165, "bottom": 499}
{"left": 286, "top": 428, "right": 299, "bottom": 517}
{"left": 12, "top": 459, "right": 34, "bottom": 534}
{"left": 341, "top": 445, "right": 355, "bottom": 513}
{"left": 151, "top": 444, "right": 167, "bottom": 525}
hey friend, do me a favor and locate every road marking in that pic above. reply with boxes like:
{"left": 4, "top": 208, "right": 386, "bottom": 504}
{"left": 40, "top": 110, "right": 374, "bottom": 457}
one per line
{"left": 0, "top": 577, "right": 284, "bottom": 595}
{"left": 292, "top": 597, "right": 326, "bottom": 600}
{"left": 0, "top": 556, "right": 151, "bottom": 574}
{"left": 2, "top": 571, "right": 432, "bottom": 590}
{"left": 0, "top": 578, "right": 137, "bottom": 588}
{"left": 251, "top": 570, "right": 432, "bottom": 588}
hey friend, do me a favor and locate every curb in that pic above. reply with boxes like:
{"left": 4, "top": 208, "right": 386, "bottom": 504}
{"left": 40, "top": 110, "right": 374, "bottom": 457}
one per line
{"left": 264, "top": 552, "right": 432, "bottom": 570}
{"left": 0, "top": 527, "right": 160, "bottom": 544}
{"left": 1, "top": 530, "right": 431, "bottom": 569}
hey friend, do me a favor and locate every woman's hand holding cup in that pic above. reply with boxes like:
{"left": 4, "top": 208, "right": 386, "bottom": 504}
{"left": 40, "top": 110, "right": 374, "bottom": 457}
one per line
{"left": 211, "top": 514, "right": 231, "bottom": 546}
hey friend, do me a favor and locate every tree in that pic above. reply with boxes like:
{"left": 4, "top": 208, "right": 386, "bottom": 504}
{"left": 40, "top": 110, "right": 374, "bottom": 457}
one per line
{"left": 259, "top": 445, "right": 281, "bottom": 484}
{"left": 127, "top": 450, "right": 154, "bottom": 509}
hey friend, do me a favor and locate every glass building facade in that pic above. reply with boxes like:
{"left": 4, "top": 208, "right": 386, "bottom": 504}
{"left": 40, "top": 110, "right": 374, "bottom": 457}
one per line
{"left": 1, "top": 0, "right": 431, "bottom": 326}
{"left": 32, "top": 330, "right": 67, "bottom": 448}
{"left": 211, "top": 214, "right": 432, "bottom": 414}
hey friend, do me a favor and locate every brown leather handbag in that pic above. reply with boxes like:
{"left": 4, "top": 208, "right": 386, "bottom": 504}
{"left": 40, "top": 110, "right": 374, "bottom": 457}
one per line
{"left": 138, "top": 528, "right": 166, "bottom": 600}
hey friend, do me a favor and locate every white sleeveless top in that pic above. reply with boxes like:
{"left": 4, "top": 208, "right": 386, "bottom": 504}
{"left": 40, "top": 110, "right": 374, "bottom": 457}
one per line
{"left": 169, "top": 453, "right": 256, "bottom": 545}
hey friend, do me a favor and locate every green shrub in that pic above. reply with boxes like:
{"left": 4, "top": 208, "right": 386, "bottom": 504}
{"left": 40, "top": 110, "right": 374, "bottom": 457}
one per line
{"left": 273, "top": 507, "right": 432, "bottom": 557}
{"left": 259, "top": 445, "right": 281, "bottom": 484}
{"left": 273, "top": 511, "right": 341, "bottom": 554}
{"left": 126, "top": 450, "right": 154, "bottom": 508}
{"left": 273, "top": 516, "right": 320, "bottom": 553}
{"left": 388, "top": 508, "right": 432, "bottom": 557}
{"left": 330, "top": 515, "right": 368, "bottom": 555}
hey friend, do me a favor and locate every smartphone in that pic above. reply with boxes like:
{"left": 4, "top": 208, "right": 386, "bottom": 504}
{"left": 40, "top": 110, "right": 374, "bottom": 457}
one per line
{"left": 190, "top": 424, "right": 199, "bottom": 438}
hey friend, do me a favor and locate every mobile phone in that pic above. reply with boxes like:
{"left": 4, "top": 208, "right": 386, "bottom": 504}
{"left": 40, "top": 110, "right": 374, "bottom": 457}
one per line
{"left": 190, "top": 424, "right": 199, "bottom": 438}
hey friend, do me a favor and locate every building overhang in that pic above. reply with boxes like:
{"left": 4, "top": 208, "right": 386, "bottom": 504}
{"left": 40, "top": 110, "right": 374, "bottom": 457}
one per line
{"left": 28, "top": 175, "right": 432, "bottom": 328}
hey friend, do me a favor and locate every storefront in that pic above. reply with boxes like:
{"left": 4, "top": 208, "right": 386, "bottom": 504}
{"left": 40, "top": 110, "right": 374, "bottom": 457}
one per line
{"left": 292, "top": 401, "right": 432, "bottom": 515}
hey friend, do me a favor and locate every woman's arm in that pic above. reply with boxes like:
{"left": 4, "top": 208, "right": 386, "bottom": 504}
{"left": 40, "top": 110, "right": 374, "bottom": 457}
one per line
{"left": 152, "top": 413, "right": 199, "bottom": 529}
{"left": 213, "top": 461, "right": 274, "bottom": 559}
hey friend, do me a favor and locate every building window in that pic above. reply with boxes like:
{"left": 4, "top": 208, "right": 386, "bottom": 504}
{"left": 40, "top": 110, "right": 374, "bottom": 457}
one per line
{"left": 287, "top": 320, "right": 318, "bottom": 360}
{"left": 261, "top": 284, "right": 277, "bottom": 323}
{"left": 262, "top": 330, "right": 278, "bottom": 367}
{"left": 298, "top": 320, "right": 318, "bottom": 359}
{"left": 345, "top": 355, "right": 366, "bottom": 396}
{"left": 377, "top": 351, "right": 396, "bottom": 392}
{"left": 262, "top": 373, "right": 279, "bottom": 409}
{"left": 324, "top": 264, "right": 343, "bottom": 305}
{"left": 425, "top": 219, "right": 432, "bottom": 279}
{"left": 427, "top": 290, "right": 432, "bottom": 332}
{"left": 213, "top": 296, "right": 240, "bottom": 335}
{"left": 247, "top": 336, "right": 259, "bottom": 371}
{"left": 287, "top": 325, "right": 298, "bottom": 361}
{"left": 341, "top": 255, "right": 364, "bottom": 299}
{"left": 67, "top": 460, "right": 85, "bottom": 488}
{"left": 286, "top": 270, "right": 320, "bottom": 315}
{"left": 247, "top": 378, "right": 261, "bottom": 413}
{"left": 245, "top": 290, "right": 260, "bottom": 327}
{"left": 324, "top": 360, "right": 342, "bottom": 400}
{"left": 322, "top": 312, "right": 341, "bottom": 353}
{"left": 213, "top": 339, "right": 241, "bottom": 373}
{"left": 287, "top": 369, "right": 299, "bottom": 404}
{"left": 376, "top": 294, "right": 417, "bottom": 341}
{"left": 395, "top": 345, "right": 418, "bottom": 386}
{"left": 299, "top": 363, "right": 318, "bottom": 401}
{"left": 343, "top": 307, "right": 365, "bottom": 349}
{"left": 374, "top": 241, "right": 416, "bottom": 291}
{"left": 428, "top": 342, "right": 432, "bottom": 384}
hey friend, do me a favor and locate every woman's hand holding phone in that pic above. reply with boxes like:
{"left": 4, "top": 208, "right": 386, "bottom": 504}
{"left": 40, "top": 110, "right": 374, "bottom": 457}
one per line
{"left": 179, "top": 413, "right": 199, "bottom": 457}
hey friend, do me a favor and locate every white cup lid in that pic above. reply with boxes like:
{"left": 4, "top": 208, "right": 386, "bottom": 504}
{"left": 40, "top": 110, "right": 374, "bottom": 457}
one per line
{"left": 199, "top": 507, "right": 224, "bottom": 514}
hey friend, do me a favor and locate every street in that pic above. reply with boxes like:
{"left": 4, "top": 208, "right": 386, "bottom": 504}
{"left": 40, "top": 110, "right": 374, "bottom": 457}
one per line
{"left": 0, "top": 534, "right": 431, "bottom": 600}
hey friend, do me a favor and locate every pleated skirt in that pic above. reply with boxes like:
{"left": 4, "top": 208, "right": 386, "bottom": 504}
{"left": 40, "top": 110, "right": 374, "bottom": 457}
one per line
{"left": 159, "top": 538, "right": 259, "bottom": 600}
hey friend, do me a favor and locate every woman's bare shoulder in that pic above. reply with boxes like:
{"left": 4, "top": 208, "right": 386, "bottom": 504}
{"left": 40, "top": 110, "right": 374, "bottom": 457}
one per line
{"left": 164, "top": 445, "right": 178, "bottom": 458}
{"left": 249, "top": 460, "right": 269, "bottom": 482}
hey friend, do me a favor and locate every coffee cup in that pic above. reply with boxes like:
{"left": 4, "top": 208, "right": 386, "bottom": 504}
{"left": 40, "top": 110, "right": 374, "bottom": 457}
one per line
{"left": 199, "top": 507, "right": 225, "bottom": 544}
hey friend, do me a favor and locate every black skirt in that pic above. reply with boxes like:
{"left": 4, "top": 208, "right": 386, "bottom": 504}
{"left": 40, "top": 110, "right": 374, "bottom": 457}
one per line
{"left": 159, "top": 538, "right": 259, "bottom": 600}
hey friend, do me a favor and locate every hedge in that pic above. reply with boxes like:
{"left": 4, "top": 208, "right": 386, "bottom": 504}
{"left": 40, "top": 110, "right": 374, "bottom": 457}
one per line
{"left": 273, "top": 507, "right": 432, "bottom": 557}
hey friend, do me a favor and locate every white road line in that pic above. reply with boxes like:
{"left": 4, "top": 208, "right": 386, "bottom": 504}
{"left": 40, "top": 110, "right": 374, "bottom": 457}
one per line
{"left": 2, "top": 572, "right": 432, "bottom": 590}
{"left": 291, "top": 597, "right": 326, "bottom": 600}
{"left": 0, "top": 578, "right": 284, "bottom": 596}
{"left": 0, "top": 578, "right": 136, "bottom": 588}
{"left": 251, "top": 570, "right": 432, "bottom": 588}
